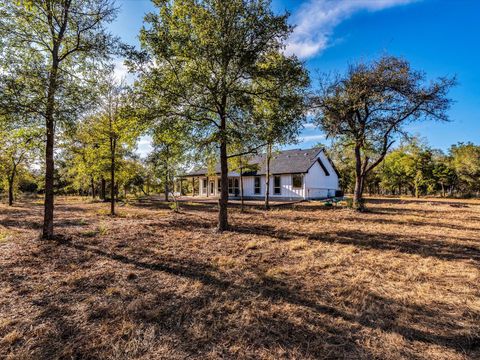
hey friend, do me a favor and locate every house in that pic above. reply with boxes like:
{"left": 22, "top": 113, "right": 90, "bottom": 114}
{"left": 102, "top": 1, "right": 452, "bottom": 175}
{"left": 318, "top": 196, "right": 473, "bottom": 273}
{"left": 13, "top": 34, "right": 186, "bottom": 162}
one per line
{"left": 181, "top": 147, "right": 340, "bottom": 200}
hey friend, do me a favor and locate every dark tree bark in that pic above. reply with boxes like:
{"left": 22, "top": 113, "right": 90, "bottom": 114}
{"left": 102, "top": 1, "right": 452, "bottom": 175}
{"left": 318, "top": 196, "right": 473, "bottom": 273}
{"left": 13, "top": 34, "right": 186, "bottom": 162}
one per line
{"left": 42, "top": 60, "right": 59, "bottom": 238}
{"left": 91, "top": 177, "right": 96, "bottom": 199}
{"left": 101, "top": 177, "right": 106, "bottom": 200}
{"left": 8, "top": 176, "right": 14, "bottom": 206}
{"left": 164, "top": 174, "right": 169, "bottom": 202}
{"left": 110, "top": 136, "right": 116, "bottom": 216}
{"left": 264, "top": 143, "right": 272, "bottom": 210}
{"left": 240, "top": 166, "right": 244, "bottom": 212}
{"left": 218, "top": 114, "right": 229, "bottom": 231}
{"left": 353, "top": 144, "right": 365, "bottom": 210}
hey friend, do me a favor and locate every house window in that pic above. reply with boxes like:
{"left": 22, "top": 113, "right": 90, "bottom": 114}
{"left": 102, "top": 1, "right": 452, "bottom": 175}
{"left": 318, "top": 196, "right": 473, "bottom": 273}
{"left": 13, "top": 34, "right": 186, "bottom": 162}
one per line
{"left": 292, "top": 174, "right": 303, "bottom": 189}
{"left": 254, "top": 176, "right": 261, "bottom": 194}
{"left": 228, "top": 178, "right": 239, "bottom": 195}
{"left": 217, "top": 178, "right": 221, "bottom": 193}
{"left": 202, "top": 178, "right": 207, "bottom": 194}
{"left": 274, "top": 176, "right": 281, "bottom": 195}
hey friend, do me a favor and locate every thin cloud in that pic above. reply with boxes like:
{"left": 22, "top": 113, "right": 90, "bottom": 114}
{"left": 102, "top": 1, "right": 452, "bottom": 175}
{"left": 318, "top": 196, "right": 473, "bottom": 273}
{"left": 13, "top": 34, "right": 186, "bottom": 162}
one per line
{"left": 285, "top": 0, "right": 418, "bottom": 59}
{"left": 113, "top": 59, "right": 129, "bottom": 81}
{"left": 299, "top": 134, "right": 325, "bottom": 142}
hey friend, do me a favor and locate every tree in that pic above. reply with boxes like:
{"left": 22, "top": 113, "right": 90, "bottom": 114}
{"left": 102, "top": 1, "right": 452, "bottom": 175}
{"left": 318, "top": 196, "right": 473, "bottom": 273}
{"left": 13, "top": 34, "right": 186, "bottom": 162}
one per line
{"left": 136, "top": 0, "right": 307, "bottom": 231}
{"left": 0, "top": 121, "right": 42, "bottom": 205}
{"left": 313, "top": 56, "right": 454, "bottom": 210}
{"left": 251, "top": 54, "right": 309, "bottom": 209}
{"left": 450, "top": 143, "right": 480, "bottom": 196}
{"left": 432, "top": 152, "right": 456, "bottom": 197}
{"left": 381, "top": 147, "right": 411, "bottom": 195}
{"left": 64, "top": 120, "right": 106, "bottom": 199}
{"left": 86, "top": 78, "right": 141, "bottom": 216}
{"left": 147, "top": 117, "right": 193, "bottom": 202}
{"left": 0, "top": 0, "right": 117, "bottom": 238}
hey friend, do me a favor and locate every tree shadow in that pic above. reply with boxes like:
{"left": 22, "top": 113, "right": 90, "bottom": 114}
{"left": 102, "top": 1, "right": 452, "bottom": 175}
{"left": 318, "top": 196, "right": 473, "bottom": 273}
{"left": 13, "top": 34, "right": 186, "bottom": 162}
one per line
{"left": 50, "top": 239, "right": 480, "bottom": 355}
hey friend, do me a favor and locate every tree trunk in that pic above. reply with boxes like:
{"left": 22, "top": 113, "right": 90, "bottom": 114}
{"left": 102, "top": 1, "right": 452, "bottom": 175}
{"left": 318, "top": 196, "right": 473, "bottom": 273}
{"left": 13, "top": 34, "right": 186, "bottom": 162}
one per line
{"left": 240, "top": 166, "right": 244, "bottom": 212}
{"left": 42, "top": 59, "right": 59, "bottom": 239}
{"left": 206, "top": 176, "right": 209, "bottom": 198}
{"left": 101, "top": 177, "right": 106, "bottom": 200}
{"left": 8, "top": 175, "right": 14, "bottom": 207}
{"left": 164, "top": 173, "right": 169, "bottom": 202}
{"left": 440, "top": 182, "right": 445, "bottom": 197}
{"left": 353, "top": 174, "right": 365, "bottom": 210}
{"left": 110, "top": 138, "right": 116, "bottom": 216}
{"left": 218, "top": 116, "right": 229, "bottom": 232}
{"left": 91, "top": 177, "right": 96, "bottom": 199}
{"left": 264, "top": 143, "right": 272, "bottom": 210}
{"left": 353, "top": 145, "right": 365, "bottom": 211}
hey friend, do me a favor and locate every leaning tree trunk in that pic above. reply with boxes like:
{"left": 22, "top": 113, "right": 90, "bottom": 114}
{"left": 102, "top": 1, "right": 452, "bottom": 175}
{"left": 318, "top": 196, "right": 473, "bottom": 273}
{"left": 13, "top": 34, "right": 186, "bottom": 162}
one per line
{"left": 218, "top": 114, "right": 229, "bottom": 232}
{"left": 264, "top": 143, "right": 272, "bottom": 210}
{"left": 42, "top": 59, "right": 59, "bottom": 239}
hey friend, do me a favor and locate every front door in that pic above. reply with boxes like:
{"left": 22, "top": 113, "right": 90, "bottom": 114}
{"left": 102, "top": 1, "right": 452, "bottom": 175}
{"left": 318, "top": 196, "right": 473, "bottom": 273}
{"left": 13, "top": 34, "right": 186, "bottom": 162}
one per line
{"left": 209, "top": 181, "right": 215, "bottom": 195}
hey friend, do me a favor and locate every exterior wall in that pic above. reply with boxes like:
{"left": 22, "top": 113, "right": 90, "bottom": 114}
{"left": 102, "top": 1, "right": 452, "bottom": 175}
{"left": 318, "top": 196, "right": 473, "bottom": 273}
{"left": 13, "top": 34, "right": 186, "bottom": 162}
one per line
{"left": 197, "top": 174, "right": 305, "bottom": 200}
{"left": 304, "top": 151, "right": 339, "bottom": 199}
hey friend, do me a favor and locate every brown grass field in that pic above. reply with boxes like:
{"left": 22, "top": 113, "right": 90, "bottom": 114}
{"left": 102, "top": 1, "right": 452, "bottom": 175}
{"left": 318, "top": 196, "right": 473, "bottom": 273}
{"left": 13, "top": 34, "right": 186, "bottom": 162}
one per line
{"left": 0, "top": 196, "right": 479, "bottom": 359}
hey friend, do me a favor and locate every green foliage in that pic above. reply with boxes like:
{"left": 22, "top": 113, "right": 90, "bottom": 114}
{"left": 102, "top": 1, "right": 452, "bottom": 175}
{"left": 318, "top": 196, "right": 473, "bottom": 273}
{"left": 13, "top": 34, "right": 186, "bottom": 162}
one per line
{"left": 313, "top": 56, "right": 455, "bottom": 206}
{"left": 450, "top": 142, "right": 480, "bottom": 195}
{"left": 135, "top": 0, "right": 309, "bottom": 229}
{"left": 0, "top": 120, "right": 42, "bottom": 203}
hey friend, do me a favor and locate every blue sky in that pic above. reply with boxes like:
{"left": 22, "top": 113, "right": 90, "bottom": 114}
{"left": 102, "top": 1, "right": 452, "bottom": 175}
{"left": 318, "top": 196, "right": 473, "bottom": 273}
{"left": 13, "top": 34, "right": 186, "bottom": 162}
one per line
{"left": 109, "top": 0, "right": 480, "bottom": 155}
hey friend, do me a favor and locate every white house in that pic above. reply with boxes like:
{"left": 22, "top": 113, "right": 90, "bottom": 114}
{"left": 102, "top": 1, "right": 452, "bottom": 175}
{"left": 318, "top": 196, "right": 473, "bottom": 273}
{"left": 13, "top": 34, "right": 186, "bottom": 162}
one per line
{"left": 182, "top": 147, "right": 340, "bottom": 200}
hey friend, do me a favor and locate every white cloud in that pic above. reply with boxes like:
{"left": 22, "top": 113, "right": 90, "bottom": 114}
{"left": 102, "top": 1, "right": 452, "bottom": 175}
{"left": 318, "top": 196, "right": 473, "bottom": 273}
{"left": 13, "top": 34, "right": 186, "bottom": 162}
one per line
{"left": 113, "top": 59, "right": 129, "bottom": 81}
{"left": 285, "top": 0, "right": 418, "bottom": 59}
{"left": 299, "top": 134, "right": 325, "bottom": 143}
{"left": 136, "top": 135, "right": 153, "bottom": 158}
{"left": 304, "top": 122, "right": 316, "bottom": 129}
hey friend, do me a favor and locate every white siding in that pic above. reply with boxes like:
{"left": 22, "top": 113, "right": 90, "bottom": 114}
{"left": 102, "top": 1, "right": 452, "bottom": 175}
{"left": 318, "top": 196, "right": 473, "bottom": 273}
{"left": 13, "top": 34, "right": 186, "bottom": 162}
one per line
{"left": 304, "top": 151, "right": 339, "bottom": 199}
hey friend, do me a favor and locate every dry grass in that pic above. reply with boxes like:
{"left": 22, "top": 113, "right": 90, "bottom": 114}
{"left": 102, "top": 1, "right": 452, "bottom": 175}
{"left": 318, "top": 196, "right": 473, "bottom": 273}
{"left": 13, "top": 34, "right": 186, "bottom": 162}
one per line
{"left": 0, "top": 196, "right": 479, "bottom": 359}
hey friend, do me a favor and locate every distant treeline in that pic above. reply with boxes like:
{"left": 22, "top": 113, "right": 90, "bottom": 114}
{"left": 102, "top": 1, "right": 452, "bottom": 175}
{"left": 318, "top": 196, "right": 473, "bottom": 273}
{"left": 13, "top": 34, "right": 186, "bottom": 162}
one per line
{"left": 327, "top": 139, "right": 480, "bottom": 198}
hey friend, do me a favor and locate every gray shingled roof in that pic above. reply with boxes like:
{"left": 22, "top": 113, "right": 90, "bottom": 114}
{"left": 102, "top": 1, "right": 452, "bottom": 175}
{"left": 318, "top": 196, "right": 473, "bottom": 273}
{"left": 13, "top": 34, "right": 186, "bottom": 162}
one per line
{"left": 185, "top": 147, "right": 324, "bottom": 177}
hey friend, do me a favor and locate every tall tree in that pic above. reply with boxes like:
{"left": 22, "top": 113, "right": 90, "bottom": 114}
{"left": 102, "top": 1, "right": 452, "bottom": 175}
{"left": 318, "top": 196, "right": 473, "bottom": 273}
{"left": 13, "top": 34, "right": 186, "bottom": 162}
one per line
{"left": 136, "top": 0, "right": 307, "bottom": 231}
{"left": 313, "top": 56, "right": 454, "bottom": 210}
{"left": 0, "top": 0, "right": 117, "bottom": 238}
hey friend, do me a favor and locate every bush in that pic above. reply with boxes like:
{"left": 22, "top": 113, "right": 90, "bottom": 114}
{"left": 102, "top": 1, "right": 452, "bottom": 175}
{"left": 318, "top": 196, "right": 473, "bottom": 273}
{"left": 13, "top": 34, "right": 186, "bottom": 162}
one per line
{"left": 18, "top": 179, "right": 38, "bottom": 193}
